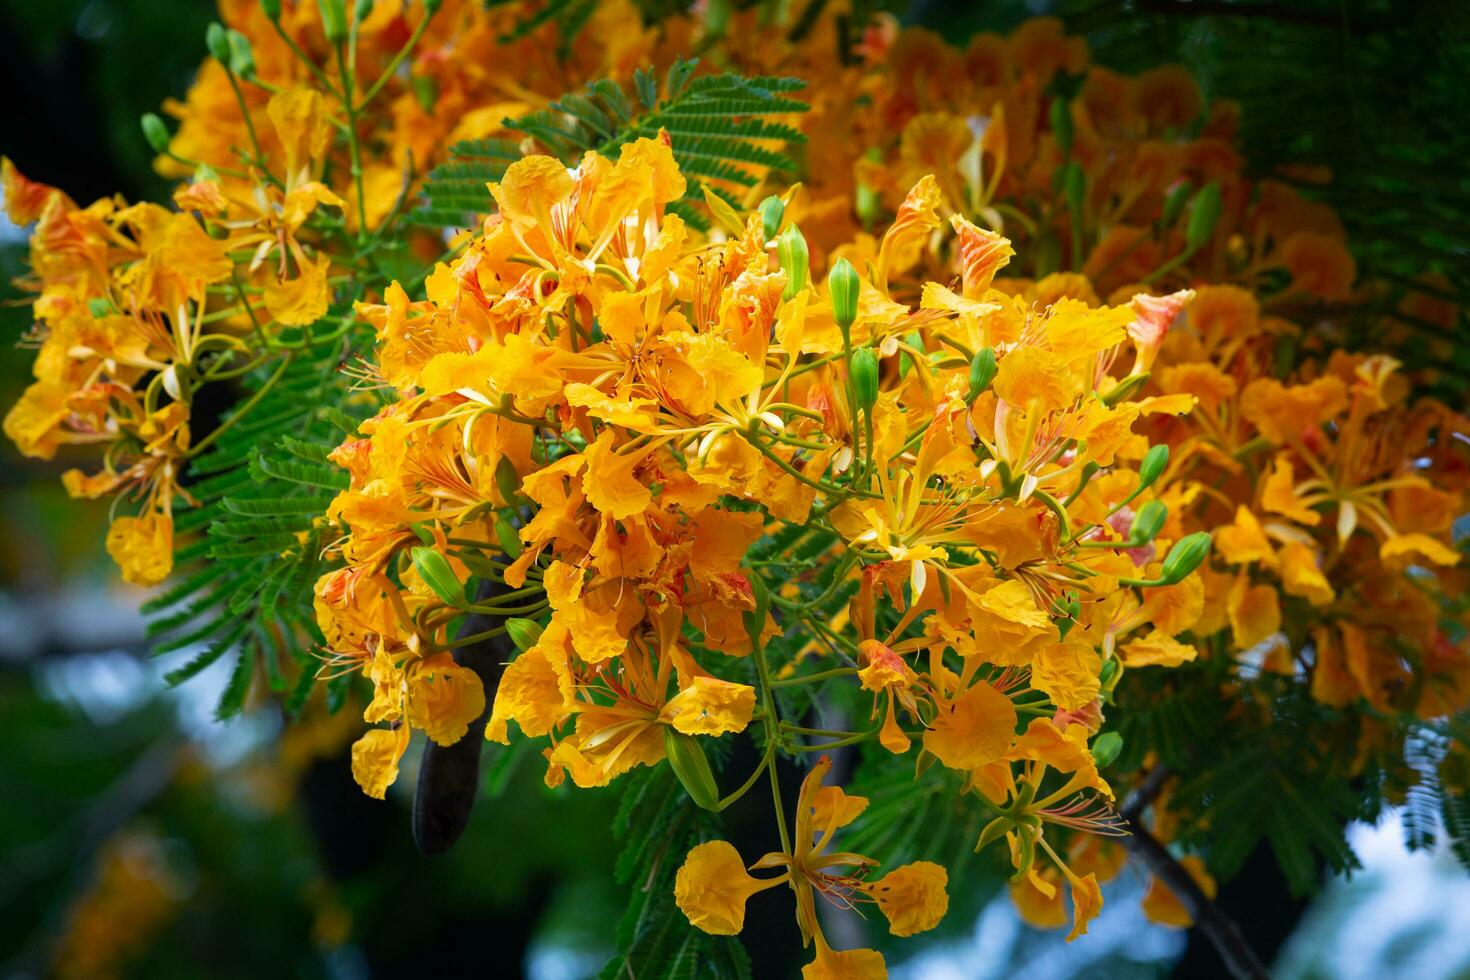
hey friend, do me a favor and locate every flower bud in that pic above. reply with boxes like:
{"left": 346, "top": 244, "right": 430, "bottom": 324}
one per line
{"left": 505, "top": 617, "right": 543, "bottom": 652}
{"left": 355, "top": 0, "right": 374, "bottom": 22}
{"left": 141, "top": 113, "right": 171, "bottom": 154}
{"left": 411, "top": 546, "right": 466, "bottom": 607}
{"left": 1160, "top": 531, "right": 1212, "bottom": 584}
{"left": 423, "top": 0, "right": 443, "bottom": 14}
{"left": 206, "top": 22, "right": 231, "bottom": 64}
{"left": 827, "top": 257, "right": 860, "bottom": 332}
{"left": 778, "top": 225, "right": 809, "bottom": 300}
{"left": 1090, "top": 732, "right": 1123, "bottom": 768}
{"left": 316, "top": 0, "right": 348, "bottom": 43}
{"left": 1130, "top": 499, "right": 1167, "bottom": 544}
{"left": 663, "top": 728, "right": 721, "bottom": 810}
{"left": 1099, "top": 658, "right": 1120, "bottom": 687}
{"left": 494, "top": 514, "right": 522, "bottom": 559}
{"left": 494, "top": 454, "right": 522, "bottom": 504}
{"left": 759, "top": 195, "right": 784, "bottom": 242}
{"left": 260, "top": 0, "right": 282, "bottom": 21}
{"left": 1049, "top": 96, "right": 1073, "bottom": 157}
{"left": 967, "top": 346, "right": 997, "bottom": 402}
{"left": 227, "top": 29, "right": 256, "bottom": 77}
{"left": 1161, "top": 180, "right": 1192, "bottom": 228}
{"left": 1186, "top": 182, "right": 1222, "bottom": 251}
{"left": 1137, "top": 444, "right": 1169, "bottom": 491}
{"left": 850, "top": 347, "right": 879, "bottom": 414}
{"left": 88, "top": 297, "right": 112, "bottom": 319}
{"left": 412, "top": 75, "right": 438, "bottom": 114}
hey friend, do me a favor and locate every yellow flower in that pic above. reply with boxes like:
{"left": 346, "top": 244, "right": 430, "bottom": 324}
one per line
{"left": 105, "top": 513, "right": 174, "bottom": 587}
{"left": 673, "top": 841, "right": 784, "bottom": 935}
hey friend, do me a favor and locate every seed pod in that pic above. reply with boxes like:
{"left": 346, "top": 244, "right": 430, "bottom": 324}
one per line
{"left": 1091, "top": 732, "right": 1123, "bottom": 768}
{"left": 504, "top": 617, "right": 543, "bottom": 652}
{"left": 663, "top": 728, "right": 720, "bottom": 810}
{"left": 1137, "top": 444, "right": 1170, "bottom": 491}
{"left": 850, "top": 347, "right": 879, "bottom": 413}
{"left": 778, "top": 225, "right": 809, "bottom": 300}
{"left": 1186, "top": 182, "right": 1222, "bottom": 251}
{"left": 411, "top": 546, "right": 466, "bottom": 607}
{"left": 1160, "top": 531, "right": 1212, "bottom": 583}
{"left": 227, "top": 29, "right": 255, "bottom": 77}
{"left": 967, "top": 346, "right": 997, "bottom": 402}
{"left": 316, "top": 0, "right": 347, "bottom": 43}
{"left": 205, "top": 22, "right": 231, "bottom": 64}
{"left": 1161, "top": 180, "right": 1193, "bottom": 228}
{"left": 759, "top": 195, "right": 784, "bottom": 242}
{"left": 1049, "top": 96, "right": 1073, "bottom": 157}
{"left": 493, "top": 514, "right": 522, "bottom": 559}
{"left": 260, "top": 0, "right": 282, "bottom": 22}
{"left": 1130, "top": 499, "right": 1168, "bottom": 544}
{"left": 141, "top": 114, "right": 171, "bottom": 154}
{"left": 827, "top": 257, "right": 860, "bottom": 332}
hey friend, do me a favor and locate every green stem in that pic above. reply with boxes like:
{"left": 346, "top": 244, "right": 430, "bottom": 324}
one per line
{"left": 751, "top": 624, "right": 793, "bottom": 855}
{"left": 770, "top": 666, "right": 859, "bottom": 688}
{"left": 187, "top": 353, "right": 293, "bottom": 458}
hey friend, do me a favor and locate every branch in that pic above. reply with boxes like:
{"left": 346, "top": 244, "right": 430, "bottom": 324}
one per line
{"left": 1120, "top": 768, "right": 1273, "bottom": 980}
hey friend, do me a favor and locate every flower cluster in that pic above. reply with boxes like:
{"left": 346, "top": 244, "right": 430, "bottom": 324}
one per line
{"left": 312, "top": 133, "right": 1219, "bottom": 969}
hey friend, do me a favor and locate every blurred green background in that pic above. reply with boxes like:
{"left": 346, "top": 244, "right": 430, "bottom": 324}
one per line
{"left": 0, "top": 1, "right": 1466, "bottom": 978}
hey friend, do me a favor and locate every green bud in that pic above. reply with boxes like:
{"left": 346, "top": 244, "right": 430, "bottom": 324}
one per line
{"left": 827, "top": 257, "right": 860, "bottom": 333}
{"left": 850, "top": 347, "right": 879, "bottom": 414}
{"left": 206, "top": 23, "right": 231, "bottom": 64}
{"left": 1160, "top": 531, "right": 1212, "bottom": 584}
{"left": 758, "top": 195, "right": 784, "bottom": 242}
{"left": 316, "top": 0, "right": 347, "bottom": 43}
{"left": 663, "top": 728, "right": 720, "bottom": 810}
{"left": 778, "top": 225, "right": 809, "bottom": 300}
{"left": 1099, "top": 657, "right": 1120, "bottom": 687}
{"left": 505, "top": 617, "right": 543, "bottom": 652}
{"left": 1130, "top": 499, "right": 1168, "bottom": 545}
{"left": 494, "top": 515, "right": 522, "bottom": 559}
{"left": 1091, "top": 732, "right": 1123, "bottom": 768}
{"left": 227, "top": 29, "right": 256, "bottom": 77}
{"left": 261, "top": 0, "right": 282, "bottom": 21}
{"left": 87, "top": 297, "right": 112, "bottom": 319}
{"left": 1137, "top": 444, "right": 1170, "bottom": 491}
{"left": 1161, "top": 180, "right": 1192, "bottom": 228}
{"left": 856, "top": 183, "right": 879, "bottom": 232}
{"left": 1049, "top": 96, "right": 1073, "bottom": 157}
{"left": 967, "top": 346, "right": 997, "bottom": 402}
{"left": 494, "top": 454, "right": 522, "bottom": 504}
{"left": 1186, "top": 181, "right": 1222, "bottom": 251}
{"left": 423, "top": 0, "right": 443, "bottom": 14}
{"left": 354, "top": 0, "right": 374, "bottom": 23}
{"left": 141, "top": 113, "right": 171, "bottom": 154}
{"left": 412, "top": 74, "right": 438, "bottom": 114}
{"left": 411, "top": 546, "right": 466, "bottom": 607}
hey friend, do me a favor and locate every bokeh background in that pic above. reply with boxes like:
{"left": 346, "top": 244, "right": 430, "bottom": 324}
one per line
{"left": 1, "top": 1, "right": 1467, "bottom": 977}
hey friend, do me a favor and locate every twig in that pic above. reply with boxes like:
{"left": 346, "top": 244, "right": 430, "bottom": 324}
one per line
{"left": 1120, "top": 767, "right": 1272, "bottom": 980}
